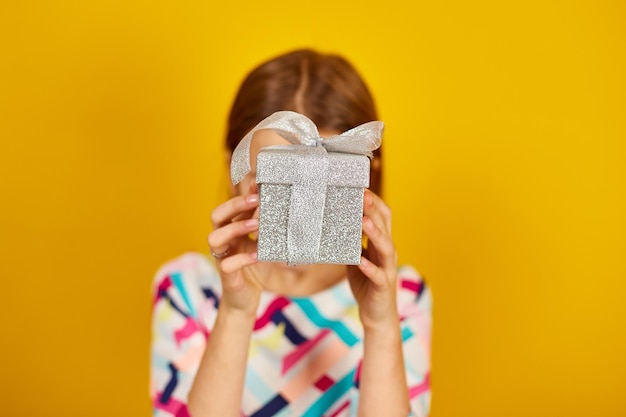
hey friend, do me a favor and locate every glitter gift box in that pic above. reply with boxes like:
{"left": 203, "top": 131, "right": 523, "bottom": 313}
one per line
{"left": 230, "top": 111, "right": 383, "bottom": 265}
{"left": 256, "top": 145, "right": 370, "bottom": 264}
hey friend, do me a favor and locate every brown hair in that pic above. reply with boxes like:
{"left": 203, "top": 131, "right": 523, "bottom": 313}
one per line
{"left": 226, "top": 49, "right": 383, "bottom": 194}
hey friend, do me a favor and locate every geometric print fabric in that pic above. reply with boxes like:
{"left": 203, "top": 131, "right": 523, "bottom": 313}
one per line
{"left": 150, "top": 252, "right": 432, "bottom": 417}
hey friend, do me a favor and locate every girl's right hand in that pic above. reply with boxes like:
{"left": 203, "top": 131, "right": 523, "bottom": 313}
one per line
{"left": 208, "top": 192, "right": 261, "bottom": 316}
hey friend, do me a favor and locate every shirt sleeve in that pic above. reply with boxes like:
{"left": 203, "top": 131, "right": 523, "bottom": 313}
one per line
{"left": 150, "top": 253, "right": 218, "bottom": 417}
{"left": 397, "top": 265, "right": 433, "bottom": 417}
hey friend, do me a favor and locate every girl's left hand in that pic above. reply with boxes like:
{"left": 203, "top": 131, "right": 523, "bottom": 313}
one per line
{"left": 347, "top": 189, "right": 399, "bottom": 329}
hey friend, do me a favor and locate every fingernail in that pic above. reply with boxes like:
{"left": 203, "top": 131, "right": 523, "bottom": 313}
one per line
{"left": 247, "top": 194, "right": 259, "bottom": 204}
{"left": 250, "top": 252, "right": 258, "bottom": 260}
{"left": 360, "top": 256, "right": 370, "bottom": 268}
{"left": 245, "top": 218, "right": 258, "bottom": 228}
{"left": 250, "top": 231, "right": 258, "bottom": 241}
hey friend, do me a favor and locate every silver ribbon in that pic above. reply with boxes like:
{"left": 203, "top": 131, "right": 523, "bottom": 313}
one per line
{"left": 230, "top": 110, "right": 383, "bottom": 264}
{"left": 230, "top": 110, "right": 383, "bottom": 185}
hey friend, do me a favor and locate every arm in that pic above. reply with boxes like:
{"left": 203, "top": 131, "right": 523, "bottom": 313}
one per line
{"left": 187, "top": 307, "right": 256, "bottom": 417}
{"left": 347, "top": 190, "right": 411, "bottom": 416}
{"left": 359, "top": 312, "right": 410, "bottom": 417}
{"left": 187, "top": 192, "right": 261, "bottom": 417}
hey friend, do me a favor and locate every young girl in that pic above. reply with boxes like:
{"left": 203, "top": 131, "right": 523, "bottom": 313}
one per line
{"left": 150, "top": 49, "right": 432, "bottom": 417}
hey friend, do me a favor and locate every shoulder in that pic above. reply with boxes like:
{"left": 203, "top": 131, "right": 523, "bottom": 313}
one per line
{"left": 397, "top": 265, "right": 428, "bottom": 296}
{"left": 397, "top": 264, "right": 432, "bottom": 314}
{"left": 152, "top": 252, "right": 222, "bottom": 318}
{"left": 153, "top": 251, "right": 218, "bottom": 283}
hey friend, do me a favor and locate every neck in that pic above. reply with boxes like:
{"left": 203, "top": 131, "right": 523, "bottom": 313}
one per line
{"left": 245, "top": 262, "right": 347, "bottom": 297}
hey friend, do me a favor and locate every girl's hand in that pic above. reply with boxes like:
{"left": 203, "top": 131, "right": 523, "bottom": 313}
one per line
{"left": 347, "top": 189, "right": 399, "bottom": 329}
{"left": 208, "top": 190, "right": 261, "bottom": 316}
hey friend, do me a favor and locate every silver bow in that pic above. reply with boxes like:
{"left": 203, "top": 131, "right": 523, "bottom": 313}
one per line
{"left": 230, "top": 110, "right": 384, "bottom": 185}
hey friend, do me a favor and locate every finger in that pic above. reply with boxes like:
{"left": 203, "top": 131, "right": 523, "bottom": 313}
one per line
{"left": 211, "top": 194, "right": 259, "bottom": 228}
{"left": 208, "top": 218, "right": 259, "bottom": 255}
{"left": 363, "top": 190, "right": 392, "bottom": 235}
{"left": 233, "top": 182, "right": 260, "bottom": 223}
{"left": 357, "top": 256, "right": 389, "bottom": 288}
{"left": 362, "top": 215, "right": 397, "bottom": 270}
{"left": 219, "top": 252, "right": 258, "bottom": 275}
{"left": 248, "top": 205, "right": 261, "bottom": 241}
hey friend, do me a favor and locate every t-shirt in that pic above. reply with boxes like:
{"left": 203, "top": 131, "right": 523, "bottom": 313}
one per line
{"left": 150, "top": 252, "right": 432, "bottom": 417}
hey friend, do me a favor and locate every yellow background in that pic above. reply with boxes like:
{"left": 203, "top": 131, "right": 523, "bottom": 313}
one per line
{"left": 1, "top": 1, "right": 624, "bottom": 416}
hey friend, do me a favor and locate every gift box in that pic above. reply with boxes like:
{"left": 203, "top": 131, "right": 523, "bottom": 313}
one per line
{"left": 230, "top": 111, "right": 383, "bottom": 265}
{"left": 256, "top": 145, "right": 370, "bottom": 264}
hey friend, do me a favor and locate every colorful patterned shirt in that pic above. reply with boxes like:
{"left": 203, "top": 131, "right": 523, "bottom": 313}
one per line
{"left": 150, "top": 252, "right": 432, "bottom": 417}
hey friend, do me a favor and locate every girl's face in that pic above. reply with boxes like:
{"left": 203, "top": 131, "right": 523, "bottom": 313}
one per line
{"left": 233, "top": 129, "right": 289, "bottom": 197}
{"left": 229, "top": 128, "right": 341, "bottom": 253}
{"left": 229, "top": 128, "right": 349, "bottom": 279}
{"left": 232, "top": 128, "right": 339, "bottom": 197}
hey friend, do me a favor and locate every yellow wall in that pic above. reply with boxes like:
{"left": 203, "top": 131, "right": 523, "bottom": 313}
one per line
{"left": 1, "top": 1, "right": 624, "bottom": 416}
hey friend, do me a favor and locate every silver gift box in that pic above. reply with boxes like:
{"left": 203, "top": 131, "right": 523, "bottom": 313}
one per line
{"left": 256, "top": 144, "right": 370, "bottom": 265}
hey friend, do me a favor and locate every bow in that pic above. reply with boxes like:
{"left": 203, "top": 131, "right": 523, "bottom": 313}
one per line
{"left": 230, "top": 110, "right": 384, "bottom": 185}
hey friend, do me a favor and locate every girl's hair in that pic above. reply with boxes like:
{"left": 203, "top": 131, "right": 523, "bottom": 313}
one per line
{"left": 226, "top": 49, "right": 382, "bottom": 194}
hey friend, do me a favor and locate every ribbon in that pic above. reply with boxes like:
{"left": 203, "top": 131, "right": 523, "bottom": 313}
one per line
{"left": 230, "top": 110, "right": 383, "bottom": 185}
{"left": 229, "top": 110, "right": 384, "bottom": 264}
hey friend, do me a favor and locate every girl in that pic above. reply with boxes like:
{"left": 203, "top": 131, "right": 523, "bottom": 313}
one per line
{"left": 150, "top": 49, "right": 432, "bottom": 417}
